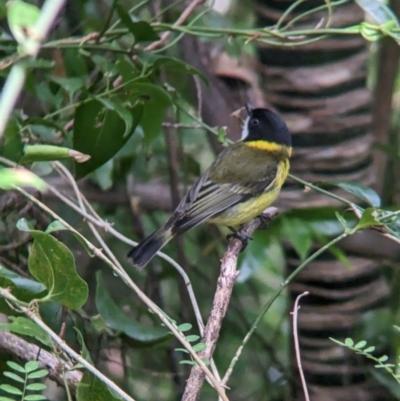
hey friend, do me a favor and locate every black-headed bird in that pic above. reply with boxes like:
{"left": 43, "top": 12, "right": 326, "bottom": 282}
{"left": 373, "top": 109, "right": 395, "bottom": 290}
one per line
{"left": 128, "top": 105, "right": 292, "bottom": 269}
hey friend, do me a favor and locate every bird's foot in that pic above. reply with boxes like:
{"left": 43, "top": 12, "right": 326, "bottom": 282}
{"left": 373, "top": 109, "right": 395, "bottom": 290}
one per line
{"left": 226, "top": 230, "right": 253, "bottom": 252}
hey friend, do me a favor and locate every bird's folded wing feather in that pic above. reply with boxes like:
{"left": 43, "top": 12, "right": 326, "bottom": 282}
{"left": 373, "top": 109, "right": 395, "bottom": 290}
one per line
{"left": 171, "top": 163, "right": 278, "bottom": 231}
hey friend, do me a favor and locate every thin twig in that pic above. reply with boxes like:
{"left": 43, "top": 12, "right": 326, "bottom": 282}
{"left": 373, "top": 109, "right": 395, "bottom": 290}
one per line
{"left": 182, "top": 208, "right": 279, "bottom": 401}
{"left": 0, "top": 330, "right": 82, "bottom": 393}
{"left": 10, "top": 184, "right": 228, "bottom": 400}
{"left": 0, "top": 289, "right": 136, "bottom": 401}
{"left": 145, "top": 0, "right": 206, "bottom": 52}
{"left": 291, "top": 291, "right": 310, "bottom": 401}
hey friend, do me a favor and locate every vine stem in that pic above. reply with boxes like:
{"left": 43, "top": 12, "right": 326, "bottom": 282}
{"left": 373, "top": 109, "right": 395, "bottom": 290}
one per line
{"left": 0, "top": 0, "right": 66, "bottom": 137}
{"left": 221, "top": 232, "right": 348, "bottom": 386}
{"left": 12, "top": 185, "right": 227, "bottom": 401}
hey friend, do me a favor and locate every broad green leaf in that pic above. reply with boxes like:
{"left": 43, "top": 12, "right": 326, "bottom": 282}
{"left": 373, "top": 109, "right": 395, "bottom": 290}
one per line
{"left": 17, "top": 227, "right": 88, "bottom": 309}
{"left": 356, "top": 0, "right": 399, "bottom": 27}
{"left": 0, "top": 265, "right": 46, "bottom": 296}
{"left": 115, "top": 8, "right": 159, "bottom": 43}
{"left": 126, "top": 82, "right": 172, "bottom": 143}
{"left": 281, "top": 217, "right": 312, "bottom": 261}
{"left": 73, "top": 100, "right": 142, "bottom": 179}
{"left": 76, "top": 329, "right": 122, "bottom": 401}
{"left": 0, "top": 396, "right": 15, "bottom": 401}
{"left": 97, "top": 98, "right": 135, "bottom": 138}
{"left": 371, "top": 368, "right": 400, "bottom": 398}
{"left": 0, "top": 316, "right": 52, "bottom": 347}
{"left": 326, "top": 181, "right": 381, "bottom": 207}
{"left": 44, "top": 220, "right": 93, "bottom": 257}
{"left": 90, "top": 159, "right": 113, "bottom": 190}
{"left": 139, "top": 53, "right": 207, "bottom": 83}
{"left": 50, "top": 76, "right": 85, "bottom": 99}
{"left": 0, "top": 168, "right": 46, "bottom": 191}
{"left": 7, "top": 0, "right": 40, "bottom": 46}
{"left": 19, "top": 144, "right": 90, "bottom": 164}
{"left": 2, "top": 118, "right": 23, "bottom": 162}
{"left": 95, "top": 272, "right": 168, "bottom": 343}
{"left": 354, "top": 208, "right": 380, "bottom": 231}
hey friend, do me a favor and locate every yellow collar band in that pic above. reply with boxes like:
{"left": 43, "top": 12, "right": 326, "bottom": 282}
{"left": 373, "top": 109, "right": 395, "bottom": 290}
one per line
{"left": 245, "top": 140, "right": 292, "bottom": 156}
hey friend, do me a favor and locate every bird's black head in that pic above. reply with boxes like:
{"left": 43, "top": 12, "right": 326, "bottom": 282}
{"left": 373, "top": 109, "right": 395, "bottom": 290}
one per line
{"left": 242, "top": 105, "right": 292, "bottom": 147}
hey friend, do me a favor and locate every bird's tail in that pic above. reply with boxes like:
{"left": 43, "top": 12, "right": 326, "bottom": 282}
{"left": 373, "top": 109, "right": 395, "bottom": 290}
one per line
{"left": 127, "top": 226, "right": 174, "bottom": 269}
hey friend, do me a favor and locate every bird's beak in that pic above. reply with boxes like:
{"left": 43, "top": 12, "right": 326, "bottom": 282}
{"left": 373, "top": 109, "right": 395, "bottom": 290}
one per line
{"left": 245, "top": 103, "right": 254, "bottom": 115}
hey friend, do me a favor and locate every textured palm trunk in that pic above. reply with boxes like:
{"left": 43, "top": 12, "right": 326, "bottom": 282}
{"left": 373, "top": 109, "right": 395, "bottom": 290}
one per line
{"left": 254, "top": 1, "right": 390, "bottom": 400}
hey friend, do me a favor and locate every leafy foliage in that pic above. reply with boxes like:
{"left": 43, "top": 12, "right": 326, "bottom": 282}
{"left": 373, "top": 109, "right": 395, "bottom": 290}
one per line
{"left": 0, "top": 360, "right": 48, "bottom": 401}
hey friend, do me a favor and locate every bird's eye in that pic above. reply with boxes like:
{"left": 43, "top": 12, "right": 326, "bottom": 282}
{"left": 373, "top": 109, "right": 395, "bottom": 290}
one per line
{"left": 250, "top": 118, "right": 259, "bottom": 127}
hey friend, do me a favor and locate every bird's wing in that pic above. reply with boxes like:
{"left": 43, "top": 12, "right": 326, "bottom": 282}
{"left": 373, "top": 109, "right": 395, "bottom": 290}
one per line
{"left": 170, "top": 162, "right": 279, "bottom": 232}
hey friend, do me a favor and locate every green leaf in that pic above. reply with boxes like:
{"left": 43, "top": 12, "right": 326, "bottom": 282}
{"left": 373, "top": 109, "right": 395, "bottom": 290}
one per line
{"left": 18, "top": 228, "right": 88, "bottom": 309}
{"left": 25, "top": 361, "right": 39, "bottom": 373}
{"left": 50, "top": 76, "right": 85, "bottom": 99}
{"left": 356, "top": 0, "right": 399, "bottom": 27}
{"left": 354, "top": 208, "right": 380, "bottom": 231}
{"left": 24, "top": 394, "right": 47, "bottom": 401}
{"left": 26, "top": 370, "right": 48, "bottom": 379}
{"left": 0, "top": 168, "right": 46, "bottom": 191}
{"left": 335, "top": 212, "right": 350, "bottom": 231}
{"left": 185, "top": 335, "right": 200, "bottom": 342}
{"left": 364, "top": 346, "right": 375, "bottom": 353}
{"left": 19, "top": 144, "right": 90, "bottom": 164}
{"left": 23, "top": 395, "right": 47, "bottom": 401}
{"left": 115, "top": 8, "right": 159, "bottom": 43}
{"left": 96, "top": 98, "right": 137, "bottom": 138}
{"left": 7, "top": 0, "right": 40, "bottom": 46}
{"left": 139, "top": 53, "right": 207, "bottom": 83}
{"left": 3, "top": 372, "right": 23, "bottom": 383}
{"left": 328, "top": 181, "right": 381, "bottom": 207}
{"left": 0, "top": 396, "right": 15, "bottom": 401}
{"left": 0, "top": 265, "right": 46, "bottom": 296}
{"left": 2, "top": 118, "right": 23, "bottom": 162}
{"left": 6, "top": 361, "right": 25, "bottom": 373}
{"left": 175, "top": 348, "right": 189, "bottom": 354}
{"left": 126, "top": 82, "right": 172, "bottom": 143}
{"left": 25, "top": 383, "right": 46, "bottom": 391}
{"left": 0, "top": 384, "right": 22, "bottom": 395}
{"left": 177, "top": 323, "right": 192, "bottom": 332}
{"left": 192, "top": 342, "right": 207, "bottom": 352}
{"left": 378, "top": 355, "right": 389, "bottom": 362}
{"left": 281, "top": 217, "right": 312, "bottom": 260}
{"left": 44, "top": 220, "right": 93, "bottom": 257}
{"left": 354, "top": 340, "right": 367, "bottom": 349}
{"left": 95, "top": 272, "right": 168, "bottom": 343}
{"left": 179, "top": 360, "right": 194, "bottom": 365}
{"left": 0, "top": 317, "right": 52, "bottom": 347}
{"left": 73, "top": 100, "right": 142, "bottom": 179}
{"left": 344, "top": 338, "right": 354, "bottom": 347}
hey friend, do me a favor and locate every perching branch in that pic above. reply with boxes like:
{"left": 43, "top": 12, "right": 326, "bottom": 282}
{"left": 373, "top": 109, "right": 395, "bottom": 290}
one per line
{"left": 0, "top": 330, "right": 82, "bottom": 393}
{"left": 182, "top": 207, "right": 279, "bottom": 401}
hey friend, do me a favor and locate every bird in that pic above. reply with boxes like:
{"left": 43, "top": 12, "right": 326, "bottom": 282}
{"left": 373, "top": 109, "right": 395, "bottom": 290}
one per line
{"left": 128, "top": 104, "right": 292, "bottom": 269}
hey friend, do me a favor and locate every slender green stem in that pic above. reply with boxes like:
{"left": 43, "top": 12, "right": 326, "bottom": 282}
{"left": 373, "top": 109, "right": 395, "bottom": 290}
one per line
{"left": 275, "top": 0, "right": 307, "bottom": 31}
{"left": 288, "top": 173, "right": 354, "bottom": 206}
{"left": 222, "top": 231, "right": 348, "bottom": 386}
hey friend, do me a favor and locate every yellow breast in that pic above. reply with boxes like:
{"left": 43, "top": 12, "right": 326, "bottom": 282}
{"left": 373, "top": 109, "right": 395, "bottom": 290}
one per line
{"left": 208, "top": 158, "right": 290, "bottom": 227}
